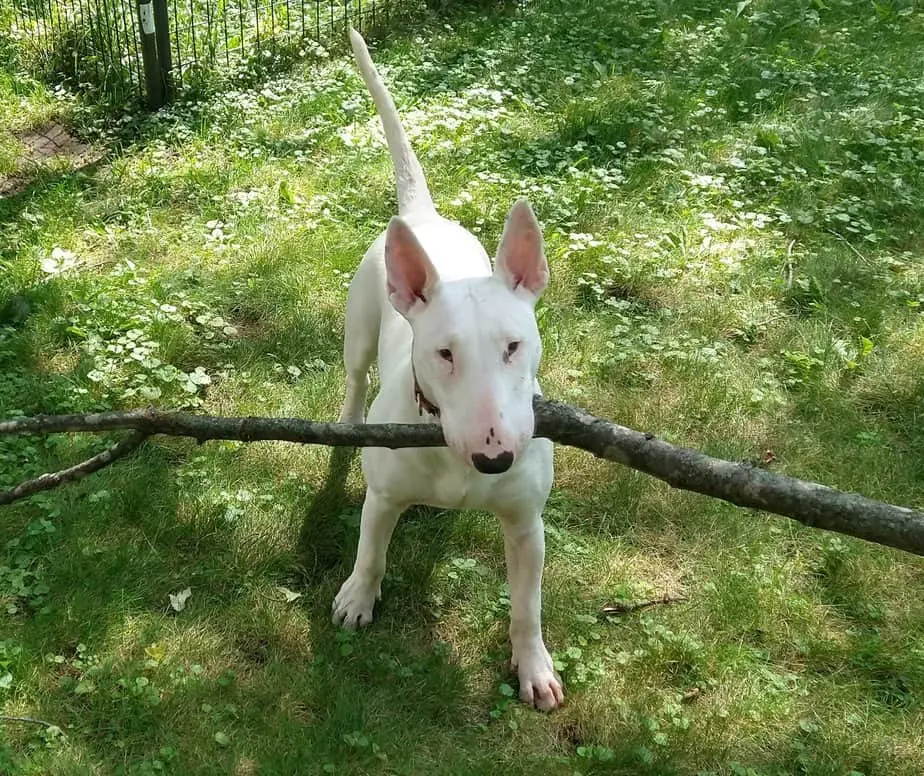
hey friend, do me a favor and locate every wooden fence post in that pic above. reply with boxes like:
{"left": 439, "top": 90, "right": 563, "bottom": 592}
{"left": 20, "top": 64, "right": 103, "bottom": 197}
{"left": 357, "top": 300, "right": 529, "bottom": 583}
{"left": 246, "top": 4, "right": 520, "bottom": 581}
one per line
{"left": 152, "top": 0, "right": 173, "bottom": 102}
{"left": 137, "top": 0, "right": 166, "bottom": 108}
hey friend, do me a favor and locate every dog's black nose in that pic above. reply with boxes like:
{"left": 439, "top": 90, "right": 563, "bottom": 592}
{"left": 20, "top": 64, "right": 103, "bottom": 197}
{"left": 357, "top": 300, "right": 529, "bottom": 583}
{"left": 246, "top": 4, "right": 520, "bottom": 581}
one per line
{"left": 471, "top": 451, "right": 514, "bottom": 474}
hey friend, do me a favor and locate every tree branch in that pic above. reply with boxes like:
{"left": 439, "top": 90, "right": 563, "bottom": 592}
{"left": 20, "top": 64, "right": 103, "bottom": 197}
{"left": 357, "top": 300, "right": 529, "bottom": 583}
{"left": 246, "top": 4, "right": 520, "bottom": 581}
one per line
{"left": 0, "top": 431, "right": 148, "bottom": 506}
{"left": 0, "top": 714, "right": 61, "bottom": 730}
{"left": 2, "top": 399, "right": 923, "bottom": 558}
{"left": 533, "top": 398, "right": 924, "bottom": 556}
{"left": 0, "top": 408, "right": 445, "bottom": 447}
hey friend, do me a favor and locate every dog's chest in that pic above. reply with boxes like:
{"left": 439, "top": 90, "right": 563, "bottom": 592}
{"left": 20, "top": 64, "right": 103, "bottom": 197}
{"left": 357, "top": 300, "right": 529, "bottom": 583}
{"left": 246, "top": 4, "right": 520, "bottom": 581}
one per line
{"left": 363, "top": 446, "right": 515, "bottom": 511}
{"left": 424, "top": 457, "right": 496, "bottom": 510}
{"left": 407, "top": 449, "right": 503, "bottom": 510}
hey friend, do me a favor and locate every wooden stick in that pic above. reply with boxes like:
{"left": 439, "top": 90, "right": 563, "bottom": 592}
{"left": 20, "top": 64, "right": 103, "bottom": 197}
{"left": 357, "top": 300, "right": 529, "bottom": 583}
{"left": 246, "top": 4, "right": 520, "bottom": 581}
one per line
{"left": 2, "top": 399, "right": 924, "bottom": 558}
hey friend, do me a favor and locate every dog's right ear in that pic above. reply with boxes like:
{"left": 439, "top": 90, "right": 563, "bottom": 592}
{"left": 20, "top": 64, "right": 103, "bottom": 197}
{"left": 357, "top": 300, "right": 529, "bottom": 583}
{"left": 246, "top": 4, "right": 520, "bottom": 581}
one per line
{"left": 385, "top": 217, "right": 439, "bottom": 317}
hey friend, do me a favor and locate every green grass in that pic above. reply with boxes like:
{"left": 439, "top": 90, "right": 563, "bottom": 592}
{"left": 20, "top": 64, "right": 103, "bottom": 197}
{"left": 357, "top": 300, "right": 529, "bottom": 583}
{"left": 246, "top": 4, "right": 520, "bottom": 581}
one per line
{"left": 2, "top": 0, "right": 924, "bottom": 772}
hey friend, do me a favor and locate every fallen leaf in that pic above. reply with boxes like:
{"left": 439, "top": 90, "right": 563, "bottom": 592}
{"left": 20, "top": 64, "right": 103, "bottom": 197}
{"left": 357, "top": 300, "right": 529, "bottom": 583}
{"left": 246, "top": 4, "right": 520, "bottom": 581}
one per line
{"left": 278, "top": 178, "right": 296, "bottom": 205}
{"left": 276, "top": 586, "right": 302, "bottom": 603}
{"left": 169, "top": 587, "right": 192, "bottom": 612}
{"left": 144, "top": 642, "right": 167, "bottom": 663}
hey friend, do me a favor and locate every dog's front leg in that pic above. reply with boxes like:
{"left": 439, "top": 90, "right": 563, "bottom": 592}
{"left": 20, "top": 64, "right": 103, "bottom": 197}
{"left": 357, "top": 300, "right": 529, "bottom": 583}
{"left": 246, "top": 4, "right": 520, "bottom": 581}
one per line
{"left": 332, "top": 489, "right": 405, "bottom": 628}
{"left": 500, "top": 512, "right": 564, "bottom": 711}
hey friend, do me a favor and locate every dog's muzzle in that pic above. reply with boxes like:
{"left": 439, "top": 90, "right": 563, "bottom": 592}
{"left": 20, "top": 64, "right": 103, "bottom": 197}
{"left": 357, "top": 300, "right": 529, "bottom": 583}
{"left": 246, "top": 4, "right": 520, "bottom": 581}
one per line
{"left": 471, "top": 451, "right": 514, "bottom": 474}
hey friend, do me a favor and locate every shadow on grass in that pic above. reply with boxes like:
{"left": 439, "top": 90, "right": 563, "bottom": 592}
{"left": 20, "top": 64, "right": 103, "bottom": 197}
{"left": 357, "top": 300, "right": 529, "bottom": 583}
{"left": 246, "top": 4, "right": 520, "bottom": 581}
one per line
{"left": 4, "top": 438, "right": 489, "bottom": 773}
{"left": 0, "top": 151, "right": 107, "bottom": 217}
{"left": 297, "top": 445, "right": 359, "bottom": 580}
{"left": 295, "top": 444, "right": 465, "bottom": 625}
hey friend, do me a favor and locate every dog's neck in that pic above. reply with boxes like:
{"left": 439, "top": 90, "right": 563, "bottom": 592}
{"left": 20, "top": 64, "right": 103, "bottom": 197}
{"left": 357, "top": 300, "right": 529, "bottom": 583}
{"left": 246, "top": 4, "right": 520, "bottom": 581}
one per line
{"left": 411, "top": 361, "right": 440, "bottom": 418}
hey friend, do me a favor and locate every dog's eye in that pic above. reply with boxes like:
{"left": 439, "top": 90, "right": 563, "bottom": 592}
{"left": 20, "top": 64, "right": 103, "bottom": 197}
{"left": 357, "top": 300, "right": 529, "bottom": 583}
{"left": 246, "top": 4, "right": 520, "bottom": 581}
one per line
{"left": 506, "top": 341, "right": 520, "bottom": 355}
{"left": 438, "top": 348, "right": 453, "bottom": 363}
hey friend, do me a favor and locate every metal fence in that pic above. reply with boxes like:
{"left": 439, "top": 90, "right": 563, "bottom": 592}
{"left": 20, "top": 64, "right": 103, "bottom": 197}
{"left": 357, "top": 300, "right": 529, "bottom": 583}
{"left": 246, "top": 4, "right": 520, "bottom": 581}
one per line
{"left": 2, "top": 0, "right": 413, "bottom": 107}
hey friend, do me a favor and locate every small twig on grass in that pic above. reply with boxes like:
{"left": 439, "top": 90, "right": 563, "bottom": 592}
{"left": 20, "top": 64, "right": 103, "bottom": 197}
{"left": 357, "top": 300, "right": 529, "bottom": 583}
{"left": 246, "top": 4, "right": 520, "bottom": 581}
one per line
{"left": 784, "top": 239, "right": 796, "bottom": 289}
{"left": 682, "top": 687, "right": 702, "bottom": 703}
{"left": 0, "top": 431, "right": 148, "bottom": 506}
{"left": 826, "top": 229, "right": 871, "bottom": 264}
{"left": 601, "top": 593, "right": 686, "bottom": 616}
{"left": 0, "top": 714, "right": 60, "bottom": 730}
{"left": 251, "top": 588, "right": 300, "bottom": 605}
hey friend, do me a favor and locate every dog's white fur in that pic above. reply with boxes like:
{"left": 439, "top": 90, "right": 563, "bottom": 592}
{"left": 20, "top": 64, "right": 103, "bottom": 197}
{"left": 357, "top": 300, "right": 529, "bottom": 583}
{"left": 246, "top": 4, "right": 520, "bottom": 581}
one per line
{"left": 332, "top": 30, "right": 563, "bottom": 711}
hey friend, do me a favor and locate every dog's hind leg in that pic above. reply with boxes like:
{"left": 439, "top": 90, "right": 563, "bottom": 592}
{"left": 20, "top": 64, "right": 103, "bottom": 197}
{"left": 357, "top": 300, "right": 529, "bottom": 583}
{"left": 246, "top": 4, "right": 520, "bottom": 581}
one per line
{"left": 339, "top": 258, "right": 381, "bottom": 423}
{"left": 332, "top": 488, "right": 406, "bottom": 628}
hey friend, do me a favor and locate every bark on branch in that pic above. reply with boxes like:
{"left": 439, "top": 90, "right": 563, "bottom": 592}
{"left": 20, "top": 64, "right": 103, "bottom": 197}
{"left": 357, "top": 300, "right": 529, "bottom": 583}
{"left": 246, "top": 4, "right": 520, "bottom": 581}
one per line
{"left": 0, "top": 431, "right": 148, "bottom": 506}
{"left": 2, "top": 398, "right": 923, "bottom": 558}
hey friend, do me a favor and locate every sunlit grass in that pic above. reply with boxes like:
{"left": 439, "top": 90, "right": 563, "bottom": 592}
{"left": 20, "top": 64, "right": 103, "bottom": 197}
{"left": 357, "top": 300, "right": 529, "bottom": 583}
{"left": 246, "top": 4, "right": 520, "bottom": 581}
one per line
{"left": 2, "top": 0, "right": 924, "bottom": 772}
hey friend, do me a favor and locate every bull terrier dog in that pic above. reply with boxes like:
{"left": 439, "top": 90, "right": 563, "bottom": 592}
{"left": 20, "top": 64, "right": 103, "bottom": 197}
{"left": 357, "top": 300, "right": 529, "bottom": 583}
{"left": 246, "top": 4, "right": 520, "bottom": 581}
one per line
{"left": 333, "top": 29, "right": 563, "bottom": 711}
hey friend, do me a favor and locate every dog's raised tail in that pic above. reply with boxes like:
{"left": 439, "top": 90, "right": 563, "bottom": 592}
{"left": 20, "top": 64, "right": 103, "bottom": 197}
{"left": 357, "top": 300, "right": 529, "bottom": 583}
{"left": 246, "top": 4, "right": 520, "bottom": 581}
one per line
{"left": 349, "top": 29, "right": 435, "bottom": 216}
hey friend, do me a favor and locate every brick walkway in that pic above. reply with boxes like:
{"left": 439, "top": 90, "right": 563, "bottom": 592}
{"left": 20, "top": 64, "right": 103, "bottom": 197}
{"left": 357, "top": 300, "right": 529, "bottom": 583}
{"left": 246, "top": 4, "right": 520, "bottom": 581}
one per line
{"left": 1, "top": 122, "right": 98, "bottom": 197}
{"left": 20, "top": 122, "right": 88, "bottom": 159}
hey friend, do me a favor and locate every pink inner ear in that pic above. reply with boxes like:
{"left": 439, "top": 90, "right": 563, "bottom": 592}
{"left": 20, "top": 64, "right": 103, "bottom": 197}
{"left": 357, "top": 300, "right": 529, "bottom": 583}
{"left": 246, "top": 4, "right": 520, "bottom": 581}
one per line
{"left": 385, "top": 217, "right": 438, "bottom": 315}
{"left": 387, "top": 268, "right": 427, "bottom": 304}
{"left": 506, "top": 232, "right": 545, "bottom": 291}
{"left": 496, "top": 201, "right": 549, "bottom": 296}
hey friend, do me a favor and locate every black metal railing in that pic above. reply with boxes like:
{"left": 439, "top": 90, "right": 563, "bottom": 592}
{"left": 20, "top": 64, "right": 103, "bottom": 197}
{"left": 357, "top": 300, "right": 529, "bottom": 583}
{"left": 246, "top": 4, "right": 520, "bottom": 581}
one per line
{"left": 2, "top": 0, "right": 412, "bottom": 107}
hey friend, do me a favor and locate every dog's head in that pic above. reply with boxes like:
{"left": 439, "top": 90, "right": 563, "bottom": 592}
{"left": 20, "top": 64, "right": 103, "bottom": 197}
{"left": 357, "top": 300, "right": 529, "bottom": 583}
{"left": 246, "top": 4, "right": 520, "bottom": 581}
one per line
{"left": 385, "top": 199, "right": 549, "bottom": 474}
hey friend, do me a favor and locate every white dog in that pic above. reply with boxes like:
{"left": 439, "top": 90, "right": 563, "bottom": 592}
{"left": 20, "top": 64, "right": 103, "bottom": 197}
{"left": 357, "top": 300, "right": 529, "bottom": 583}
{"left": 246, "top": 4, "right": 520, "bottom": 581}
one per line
{"left": 333, "top": 29, "right": 563, "bottom": 711}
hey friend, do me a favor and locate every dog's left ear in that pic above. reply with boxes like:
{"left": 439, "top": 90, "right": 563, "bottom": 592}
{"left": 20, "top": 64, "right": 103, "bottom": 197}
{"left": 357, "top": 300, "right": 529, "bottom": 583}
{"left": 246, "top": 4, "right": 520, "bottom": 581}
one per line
{"left": 494, "top": 199, "right": 549, "bottom": 300}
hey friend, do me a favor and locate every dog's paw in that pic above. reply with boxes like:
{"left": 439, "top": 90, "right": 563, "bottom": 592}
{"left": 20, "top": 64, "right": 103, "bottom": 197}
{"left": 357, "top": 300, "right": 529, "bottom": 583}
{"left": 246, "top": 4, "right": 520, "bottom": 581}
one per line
{"left": 512, "top": 643, "right": 564, "bottom": 711}
{"left": 332, "top": 572, "right": 379, "bottom": 629}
